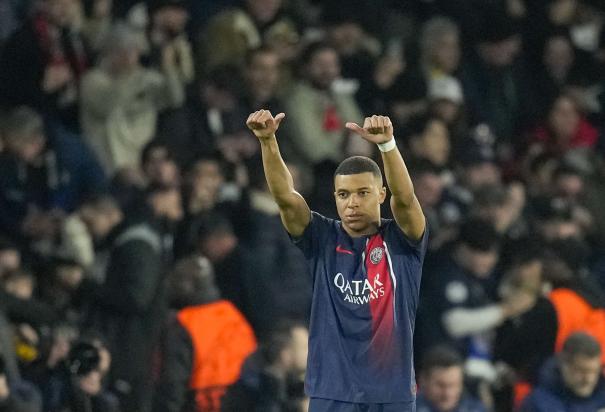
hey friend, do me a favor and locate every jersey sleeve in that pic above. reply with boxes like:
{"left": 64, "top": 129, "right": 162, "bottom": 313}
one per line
{"left": 289, "top": 211, "right": 333, "bottom": 259}
{"left": 384, "top": 219, "right": 429, "bottom": 260}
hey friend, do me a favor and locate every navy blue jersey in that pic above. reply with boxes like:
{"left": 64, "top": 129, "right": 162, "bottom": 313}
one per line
{"left": 292, "top": 211, "right": 429, "bottom": 404}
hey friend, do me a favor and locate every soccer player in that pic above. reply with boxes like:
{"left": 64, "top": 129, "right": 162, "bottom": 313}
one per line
{"left": 246, "top": 110, "right": 428, "bottom": 411}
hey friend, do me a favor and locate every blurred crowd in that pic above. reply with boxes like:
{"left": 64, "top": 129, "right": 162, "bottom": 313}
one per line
{"left": 1, "top": 0, "right": 605, "bottom": 411}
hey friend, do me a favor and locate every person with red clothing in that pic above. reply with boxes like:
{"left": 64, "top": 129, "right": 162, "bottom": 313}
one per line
{"left": 0, "top": 0, "right": 89, "bottom": 131}
{"left": 529, "top": 94, "right": 599, "bottom": 156}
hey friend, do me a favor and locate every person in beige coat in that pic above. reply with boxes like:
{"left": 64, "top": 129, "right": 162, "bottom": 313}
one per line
{"left": 80, "top": 22, "right": 185, "bottom": 175}
{"left": 281, "top": 42, "right": 371, "bottom": 171}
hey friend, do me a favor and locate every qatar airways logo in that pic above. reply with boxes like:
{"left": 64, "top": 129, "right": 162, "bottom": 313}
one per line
{"left": 333, "top": 272, "right": 385, "bottom": 305}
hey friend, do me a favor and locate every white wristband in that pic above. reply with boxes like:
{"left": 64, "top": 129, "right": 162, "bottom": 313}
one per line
{"left": 377, "top": 138, "right": 397, "bottom": 152}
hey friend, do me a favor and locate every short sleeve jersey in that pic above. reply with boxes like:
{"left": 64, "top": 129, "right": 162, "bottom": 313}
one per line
{"left": 292, "top": 211, "right": 429, "bottom": 404}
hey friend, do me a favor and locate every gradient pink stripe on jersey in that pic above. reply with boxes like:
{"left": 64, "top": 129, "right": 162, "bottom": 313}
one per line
{"left": 365, "top": 233, "right": 395, "bottom": 367}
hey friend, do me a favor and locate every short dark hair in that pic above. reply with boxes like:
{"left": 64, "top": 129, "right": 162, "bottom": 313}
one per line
{"left": 80, "top": 194, "right": 120, "bottom": 214}
{"left": 334, "top": 156, "right": 382, "bottom": 180}
{"left": 300, "top": 41, "right": 336, "bottom": 66}
{"left": 0, "top": 236, "right": 17, "bottom": 252}
{"left": 561, "top": 332, "right": 601, "bottom": 362}
{"left": 2, "top": 106, "right": 44, "bottom": 142}
{"left": 196, "top": 213, "right": 234, "bottom": 242}
{"left": 421, "top": 345, "right": 464, "bottom": 376}
{"left": 67, "top": 342, "right": 101, "bottom": 376}
{"left": 141, "top": 139, "right": 173, "bottom": 166}
{"left": 169, "top": 255, "right": 220, "bottom": 307}
{"left": 457, "top": 217, "right": 500, "bottom": 252}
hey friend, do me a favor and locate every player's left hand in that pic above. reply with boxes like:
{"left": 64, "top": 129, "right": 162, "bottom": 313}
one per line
{"left": 346, "top": 115, "right": 394, "bottom": 144}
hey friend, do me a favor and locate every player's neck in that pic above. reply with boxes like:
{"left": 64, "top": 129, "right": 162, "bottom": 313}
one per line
{"left": 342, "top": 221, "right": 380, "bottom": 238}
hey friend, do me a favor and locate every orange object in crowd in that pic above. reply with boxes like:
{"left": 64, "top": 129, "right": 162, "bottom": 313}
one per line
{"left": 177, "top": 300, "right": 257, "bottom": 412}
{"left": 549, "top": 288, "right": 605, "bottom": 364}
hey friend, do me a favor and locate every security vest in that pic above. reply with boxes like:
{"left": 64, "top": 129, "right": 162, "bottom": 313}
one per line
{"left": 549, "top": 288, "right": 605, "bottom": 364}
{"left": 177, "top": 300, "right": 257, "bottom": 412}
{"left": 513, "top": 287, "right": 605, "bottom": 409}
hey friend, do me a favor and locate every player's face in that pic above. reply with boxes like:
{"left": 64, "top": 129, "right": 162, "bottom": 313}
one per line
{"left": 421, "top": 366, "right": 464, "bottom": 411}
{"left": 334, "top": 172, "right": 386, "bottom": 236}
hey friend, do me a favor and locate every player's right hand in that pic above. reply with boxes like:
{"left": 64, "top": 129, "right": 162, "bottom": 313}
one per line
{"left": 246, "top": 110, "right": 285, "bottom": 141}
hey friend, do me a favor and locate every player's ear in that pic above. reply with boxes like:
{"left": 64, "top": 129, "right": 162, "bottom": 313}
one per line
{"left": 378, "top": 186, "right": 387, "bottom": 204}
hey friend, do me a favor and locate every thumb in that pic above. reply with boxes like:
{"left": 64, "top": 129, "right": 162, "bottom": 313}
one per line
{"left": 274, "top": 112, "right": 286, "bottom": 126}
{"left": 345, "top": 122, "right": 366, "bottom": 136}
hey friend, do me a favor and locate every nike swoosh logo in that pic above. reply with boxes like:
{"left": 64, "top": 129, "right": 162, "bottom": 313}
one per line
{"left": 336, "top": 245, "right": 354, "bottom": 255}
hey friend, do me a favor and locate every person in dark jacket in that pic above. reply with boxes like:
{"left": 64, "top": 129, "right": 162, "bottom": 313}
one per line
{"left": 239, "top": 159, "right": 311, "bottom": 335}
{"left": 152, "top": 255, "right": 256, "bottom": 412}
{"left": 416, "top": 346, "right": 487, "bottom": 412}
{"left": 79, "top": 195, "right": 164, "bottom": 412}
{"left": 0, "top": 106, "right": 106, "bottom": 243}
{"left": 0, "top": 0, "right": 90, "bottom": 131}
{"left": 0, "top": 310, "right": 43, "bottom": 412}
{"left": 221, "top": 320, "right": 309, "bottom": 412}
{"left": 520, "top": 332, "right": 605, "bottom": 412}
{"left": 43, "top": 341, "right": 120, "bottom": 412}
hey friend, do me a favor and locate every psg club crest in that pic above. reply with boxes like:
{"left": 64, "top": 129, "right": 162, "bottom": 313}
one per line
{"left": 369, "top": 247, "right": 384, "bottom": 264}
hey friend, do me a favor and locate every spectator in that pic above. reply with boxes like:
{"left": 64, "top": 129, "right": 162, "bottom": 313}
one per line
{"left": 46, "top": 341, "right": 120, "bottom": 412}
{"left": 427, "top": 75, "right": 468, "bottom": 143}
{"left": 281, "top": 42, "right": 368, "bottom": 171}
{"left": 419, "top": 16, "right": 462, "bottom": 80}
{"left": 528, "top": 94, "right": 600, "bottom": 157}
{"left": 0, "top": 309, "right": 43, "bottom": 412}
{"left": 241, "top": 47, "right": 285, "bottom": 114}
{"left": 80, "top": 22, "right": 185, "bottom": 174}
{"left": 406, "top": 116, "right": 451, "bottom": 169}
{"left": 494, "top": 242, "right": 558, "bottom": 386}
{"left": 455, "top": 129, "right": 502, "bottom": 192}
{"left": 529, "top": 196, "right": 586, "bottom": 242}
{"left": 541, "top": 254, "right": 605, "bottom": 365}
{"left": 0, "top": 106, "right": 106, "bottom": 244}
{"left": 409, "top": 160, "right": 460, "bottom": 250}
{"left": 81, "top": 0, "right": 114, "bottom": 54}
{"left": 0, "top": 0, "right": 89, "bottom": 131}
{"left": 153, "top": 255, "right": 256, "bottom": 412}
{"left": 238, "top": 160, "right": 311, "bottom": 334}
{"left": 193, "top": 213, "right": 248, "bottom": 312}
{"left": 140, "top": 140, "right": 180, "bottom": 189}
{"left": 388, "top": 16, "right": 461, "bottom": 130}
{"left": 471, "top": 183, "right": 527, "bottom": 237}
{"left": 2, "top": 269, "right": 35, "bottom": 300}
{"left": 37, "top": 258, "right": 88, "bottom": 323}
{"left": 520, "top": 332, "right": 605, "bottom": 411}
{"left": 0, "top": 237, "right": 21, "bottom": 279}
{"left": 531, "top": 31, "right": 601, "bottom": 117}
{"left": 147, "top": 0, "right": 194, "bottom": 86}
{"left": 416, "top": 218, "right": 534, "bottom": 382}
{"left": 222, "top": 320, "right": 309, "bottom": 412}
{"left": 0, "top": 0, "right": 18, "bottom": 47}
{"left": 80, "top": 195, "right": 165, "bottom": 412}
{"left": 27, "top": 323, "right": 79, "bottom": 410}
{"left": 0, "top": 355, "right": 42, "bottom": 412}
{"left": 144, "top": 183, "right": 184, "bottom": 263}
{"left": 156, "top": 67, "right": 250, "bottom": 166}
{"left": 323, "top": 9, "right": 381, "bottom": 93}
{"left": 198, "top": 0, "right": 299, "bottom": 72}
{"left": 416, "top": 346, "right": 487, "bottom": 412}
{"left": 460, "top": 12, "right": 535, "bottom": 143}
{"left": 176, "top": 155, "right": 250, "bottom": 257}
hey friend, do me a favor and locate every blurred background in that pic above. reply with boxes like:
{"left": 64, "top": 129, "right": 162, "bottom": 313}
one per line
{"left": 0, "top": 0, "right": 605, "bottom": 411}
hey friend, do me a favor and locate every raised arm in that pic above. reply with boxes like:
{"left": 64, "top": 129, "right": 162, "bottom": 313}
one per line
{"left": 346, "top": 115, "right": 425, "bottom": 240}
{"left": 246, "top": 110, "right": 311, "bottom": 237}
